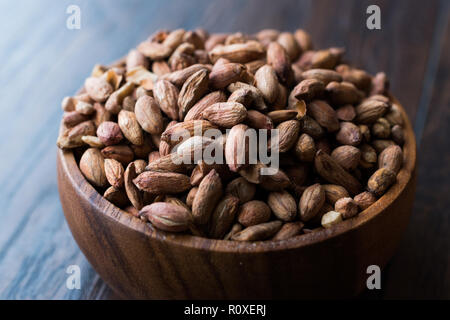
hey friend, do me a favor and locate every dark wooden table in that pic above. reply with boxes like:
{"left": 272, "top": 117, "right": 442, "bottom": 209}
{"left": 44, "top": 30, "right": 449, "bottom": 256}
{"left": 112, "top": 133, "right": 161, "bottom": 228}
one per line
{"left": 0, "top": 0, "right": 448, "bottom": 299}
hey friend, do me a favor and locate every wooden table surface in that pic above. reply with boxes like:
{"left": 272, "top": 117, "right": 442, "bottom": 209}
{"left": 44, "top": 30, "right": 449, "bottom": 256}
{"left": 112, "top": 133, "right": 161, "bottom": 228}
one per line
{"left": 0, "top": 0, "right": 448, "bottom": 299}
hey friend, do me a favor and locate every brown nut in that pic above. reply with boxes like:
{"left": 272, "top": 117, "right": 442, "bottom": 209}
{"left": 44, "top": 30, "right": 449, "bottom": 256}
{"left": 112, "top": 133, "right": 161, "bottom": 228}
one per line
{"left": 299, "top": 183, "right": 325, "bottom": 222}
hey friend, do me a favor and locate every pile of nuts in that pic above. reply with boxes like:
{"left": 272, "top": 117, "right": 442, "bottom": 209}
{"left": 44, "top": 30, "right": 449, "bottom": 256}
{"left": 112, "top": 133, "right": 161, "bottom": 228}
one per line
{"left": 57, "top": 28, "right": 406, "bottom": 241}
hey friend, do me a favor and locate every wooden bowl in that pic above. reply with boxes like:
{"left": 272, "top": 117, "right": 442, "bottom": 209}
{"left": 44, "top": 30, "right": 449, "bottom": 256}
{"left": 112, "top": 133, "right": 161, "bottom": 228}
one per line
{"left": 57, "top": 98, "right": 416, "bottom": 299}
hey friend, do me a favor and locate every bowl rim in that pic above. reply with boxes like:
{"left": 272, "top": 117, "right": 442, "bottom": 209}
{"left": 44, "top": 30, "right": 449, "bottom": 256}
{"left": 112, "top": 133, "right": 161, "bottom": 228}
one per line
{"left": 58, "top": 95, "right": 416, "bottom": 253}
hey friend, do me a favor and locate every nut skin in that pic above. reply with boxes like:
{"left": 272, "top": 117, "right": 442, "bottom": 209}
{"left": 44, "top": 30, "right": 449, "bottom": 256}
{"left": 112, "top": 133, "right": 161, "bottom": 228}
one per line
{"left": 359, "top": 124, "right": 371, "bottom": 143}
{"left": 310, "top": 48, "right": 343, "bottom": 69}
{"left": 232, "top": 221, "right": 282, "bottom": 241}
{"left": 299, "top": 183, "right": 325, "bottom": 222}
{"left": 223, "top": 223, "right": 243, "bottom": 240}
{"left": 335, "top": 122, "right": 362, "bottom": 146}
{"left": 391, "top": 125, "right": 405, "bottom": 145}
{"left": 278, "top": 32, "right": 301, "bottom": 61}
{"left": 295, "top": 133, "right": 316, "bottom": 162}
{"left": 185, "top": 91, "right": 227, "bottom": 121}
{"left": 137, "top": 41, "right": 173, "bottom": 60}
{"left": 292, "top": 79, "right": 325, "bottom": 102}
{"left": 122, "top": 96, "right": 136, "bottom": 111}
{"left": 104, "top": 159, "right": 124, "bottom": 188}
{"left": 152, "top": 60, "right": 171, "bottom": 76}
{"left": 371, "top": 72, "right": 389, "bottom": 96}
{"left": 294, "top": 29, "right": 313, "bottom": 51}
{"left": 316, "top": 138, "right": 331, "bottom": 155}
{"left": 331, "top": 145, "right": 361, "bottom": 171}
{"left": 336, "top": 104, "right": 356, "bottom": 121}
{"left": 81, "top": 135, "right": 104, "bottom": 148}
{"left": 178, "top": 69, "right": 210, "bottom": 119}
{"left": 308, "top": 100, "right": 339, "bottom": 132}
{"left": 133, "top": 159, "right": 147, "bottom": 175}
{"left": 272, "top": 222, "right": 304, "bottom": 241}
{"left": 322, "top": 184, "right": 350, "bottom": 205}
{"left": 93, "top": 103, "right": 112, "bottom": 127}
{"left": 104, "top": 186, "right": 128, "bottom": 208}
{"left": 378, "top": 145, "right": 403, "bottom": 174}
{"left": 131, "top": 135, "right": 153, "bottom": 159}
{"left": 267, "top": 41, "right": 294, "bottom": 84}
{"left": 314, "top": 150, "right": 362, "bottom": 196}
{"left": 255, "top": 65, "right": 280, "bottom": 104}
{"left": 84, "top": 77, "right": 113, "bottom": 102}
{"left": 228, "top": 82, "right": 268, "bottom": 111}
{"left": 336, "top": 64, "right": 372, "bottom": 92}
{"left": 209, "top": 195, "right": 240, "bottom": 239}
{"left": 153, "top": 80, "right": 180, "bottom": 120}
{"left": 325, "top": 81, "right": 363, "bottom": 105}
{"left": 105, "top": 82, "right": 135, "bottom": 115}
{"left": 301, "top": 69, "right": 342, "bottom": 86}
{"left": 186, "top": 187, "right": 198, "bottom": 208}
{"left": 354, "top": 191, "right": 377, "bottom": 210}
{"left": 126, "top": 49, "right": 149, "bottom": 70}
{"left": 371, "top": 118, "right": 391, "bottom": 139}
{"left": 285, "top": 164, "right": 309, "bottom": 188}
{"left": 133, "top": 171, "right": 191, "bottom": 194}
{"left": 334, "top": 197, "right": 359, "bottom": 219}
{"left": 372, "top": 139, "right": 396, "bottom": 153}
{"left": 225, "top": 124, "right": 250, "bottom": 172}
{"left": 63, "top": 111, "right": 90, "bottom": 128}
{"left": 355, "top": 99, "right": 389, "bottom": 124}
{"left": 189, "top": 160, "right": 230, "bottom": 186}
{"left": 79, "top": 148, "right": 108, "bottom": 188}
{"left": 57, "top": 121, "right": 96, "bottom": 149}
{"left": 97, "top": 121, "right": 123, "bottom": 146}
{"left": 192, "top": 169, "right": 223, "bottom": 225}
{"left": 267, "top": 110, "right": 297, "bottom": 124}
{"left": 124, "top": 162, "right": 143, "bottom": 210}
{"left": 386, "top": 104, "right": 404, "bottom": 126}
{"left": 139, "top": 202, "right": 192, "bottom": 232}
{"left": 61, "top": 96, "right": 75, "bottom": 112}
{"left": 209, "top": 41, "right": 265, "bottom": 64}
{"left": 225, "top": 177, "right": 256, "bottom": 204}
{"left": 161, "top": 120, "right": 217, "bottom": 147}
{"left": 237, "top": 200, "right": 272, "bottom": 227}
{"left": 161, "top": 64, "right": 210, "bottom": 87}
{"left": 118, "top": 110, "right": 144, "bottom": 146}
{"left": 101, "top": 145, "right": 134, "bottom": 165}
{"left": 367, "top": 168, "right": 396, "bottom": 196}
{"left": 75, "top": 101, "right": 95, "bottom": 116}
{"left": 201, "top": 102, "right": 247, "bottom": 128}
{"left": 360, "top": 143, "right": 377, "bottom": 167}
{"left": 135, "top": 95, "right": 164, "bottom": 135}
{"left": 276, "top": 120, "right": 301, "bottom": 153}
{"left": 209, "top": 63, "right": 245, "bottom": 89}
{"left": 145, "top": 154, "right": 186, "bottom": 173}
{"left": 260, "top": 168, "right": 291, "bottom": 191}
{"left": 300, "top": 116, "right": 324, "bottom": 139}
{"left": 267, "top": 191, "right": 297, "bottom": 222}
{"left": 245, "top": 110, "right": 274, "bottom": 130}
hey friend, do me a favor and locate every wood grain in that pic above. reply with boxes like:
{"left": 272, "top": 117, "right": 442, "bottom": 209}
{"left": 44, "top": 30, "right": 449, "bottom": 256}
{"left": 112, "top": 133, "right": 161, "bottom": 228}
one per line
{"left": 0, "top": 0, "right": 448, "bottom": 299}
{"left": 381, "top": 11, "right": 450, "bottom": 299}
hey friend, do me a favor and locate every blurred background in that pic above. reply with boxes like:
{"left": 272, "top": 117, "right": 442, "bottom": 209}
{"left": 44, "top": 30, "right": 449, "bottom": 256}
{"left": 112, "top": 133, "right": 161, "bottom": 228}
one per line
{"left": 0, "top": 0, "right": 448, "bottom": 299}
